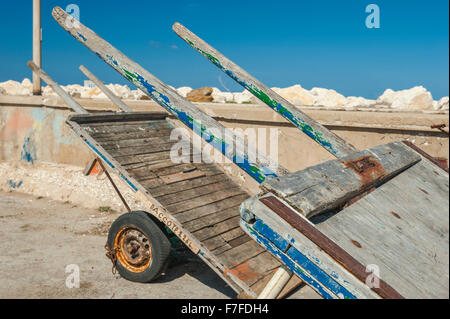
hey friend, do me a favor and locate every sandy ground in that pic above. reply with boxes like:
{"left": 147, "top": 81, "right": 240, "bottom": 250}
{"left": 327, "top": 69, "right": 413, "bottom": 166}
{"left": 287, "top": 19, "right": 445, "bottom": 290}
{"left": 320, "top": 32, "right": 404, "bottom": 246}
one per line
{"left": 0, "top": 191, "right": 319, "bottom": 299}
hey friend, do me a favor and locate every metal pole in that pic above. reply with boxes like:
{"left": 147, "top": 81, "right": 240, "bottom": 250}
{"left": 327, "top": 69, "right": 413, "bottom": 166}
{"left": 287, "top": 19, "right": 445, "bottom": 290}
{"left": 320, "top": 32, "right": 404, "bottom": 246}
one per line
{"left": 79, "top": 65, "right": 133, "bottom": 112}
{"left": 32, "top": 0, "right": 42, "bottom": 95}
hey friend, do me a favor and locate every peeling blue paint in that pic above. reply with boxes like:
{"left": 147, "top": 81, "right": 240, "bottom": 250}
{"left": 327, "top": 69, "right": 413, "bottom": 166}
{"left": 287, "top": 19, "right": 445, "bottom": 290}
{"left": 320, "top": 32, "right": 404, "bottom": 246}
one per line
{"left": 8, "top": 180, "right": 23, "bottom": 189}
{"left": 20, "top": 136, "right": 36, "bottom": 163}
{"left": 242, "top": 220, "right": 356, "bottom": 299}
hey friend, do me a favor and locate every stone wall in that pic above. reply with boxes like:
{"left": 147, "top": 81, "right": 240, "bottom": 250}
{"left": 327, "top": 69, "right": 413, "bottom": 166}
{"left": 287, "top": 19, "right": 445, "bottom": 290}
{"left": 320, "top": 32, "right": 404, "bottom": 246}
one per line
{"left": 0, "top": 95, "right": 448, "bottom": 192}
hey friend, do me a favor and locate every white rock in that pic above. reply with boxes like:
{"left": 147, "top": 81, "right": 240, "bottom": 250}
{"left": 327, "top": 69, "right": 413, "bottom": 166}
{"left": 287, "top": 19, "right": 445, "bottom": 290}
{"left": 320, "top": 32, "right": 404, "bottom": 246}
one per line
{"left": 80, "top": 86, "right": 107, "bottom": 99}
{"left": 211, "top": 87, "right": 234, "bottom": 103}
{"left": 105, "top": 84, "right": 132, "bottom": 99}
{"left": 131, "top": 89, "right": 151, "bottom": 100}
{"left": 21, "top": 78, "right": 33, "bottom": 90}
{"left": 377, "top": 86, "right": 433, "bottom": 110}
{"left": 276, "top": 84, "right": 315, "bottom": 106}
{"left": 233, "top": 90, "right": 261, "bottom": 104}
{"left": 344, "top": 96, "right": 376, "bottom": 108}
{"left": 0, "top": 80, "right": 32, "bottom": 96}
{"left": 0, "top": 87, "right": 5, "bottom": 95}
{"left": 310, "top": 87, "right": 346, "bottom": 107}
{"left": 42, "top": 85, "right": 57, "bottom": 97}
{"left": 436, "top": 96, "right": 449, "bottom": 110}
{"left": 177, "top": 87, "right": 192, "bottom": 98}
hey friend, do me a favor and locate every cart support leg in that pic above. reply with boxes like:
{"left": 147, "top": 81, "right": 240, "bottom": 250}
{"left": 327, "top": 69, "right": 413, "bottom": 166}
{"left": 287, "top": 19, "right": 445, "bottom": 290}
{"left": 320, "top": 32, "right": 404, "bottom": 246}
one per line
{"left": 97, "top": 158, "right": 131, "bottom": 212}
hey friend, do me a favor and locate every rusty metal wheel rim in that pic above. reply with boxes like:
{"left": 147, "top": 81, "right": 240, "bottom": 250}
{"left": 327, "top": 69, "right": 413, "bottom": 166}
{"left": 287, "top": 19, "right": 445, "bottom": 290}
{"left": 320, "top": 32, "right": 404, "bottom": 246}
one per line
{"left": 114, "top": 226, "right": 152, "bottom": 273}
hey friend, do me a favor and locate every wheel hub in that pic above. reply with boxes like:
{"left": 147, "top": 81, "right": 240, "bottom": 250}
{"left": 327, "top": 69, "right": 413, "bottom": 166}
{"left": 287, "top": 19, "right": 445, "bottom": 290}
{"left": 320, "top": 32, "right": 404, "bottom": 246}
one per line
{"left": 114, "top": 227, "right": 152, "bottom": 273}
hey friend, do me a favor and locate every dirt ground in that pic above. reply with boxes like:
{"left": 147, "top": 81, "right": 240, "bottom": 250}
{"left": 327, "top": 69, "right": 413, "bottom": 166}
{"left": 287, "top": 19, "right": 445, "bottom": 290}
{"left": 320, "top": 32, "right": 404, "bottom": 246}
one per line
{"left": 0, "top": 191, "right": 319, "bottom": 299}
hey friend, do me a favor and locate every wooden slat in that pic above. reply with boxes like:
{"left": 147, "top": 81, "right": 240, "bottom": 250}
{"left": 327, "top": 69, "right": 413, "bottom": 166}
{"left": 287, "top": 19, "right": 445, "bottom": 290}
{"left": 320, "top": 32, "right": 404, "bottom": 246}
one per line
{"left": 157, "top": 181, "right": 236, "bottom": 206}
{"left": 168, "top": 188, "right": 245, "bottom": 215}
{"left": 92, "top": 129, "right": 174, "bottom": 142}
{"left": 106, "top": 143, "right": 174, "bottom": 157}
{"left": 150, "top": 173, "right": 227, "bottom": 197}
{"left": 314, "top": 155, "right": 449, "bottom": 298}
{"left": 68, "top": 111, "right": 167, "bottom": 124}
{"left": 175, "top": 194, "right": 249, "bottom": 224}
{"left": 260, "top": 195, "right": 405, "bottom": 299}
{"left": 100, "top": 136, "right": 173, "bottom": 149}
{"left": 218, "top": 240, "right": 265, "bottom": 267}
{"left": 262, "top": 142, "right": 421, "bottom": 218}
{"left": 183, "top": 205, "right": 240, "bottom": 233}
{"left": 192, "top": 216, "right": 241, "bottom": 241}
{"left": 159, "top": 170, "right": 206, "bottom": 184}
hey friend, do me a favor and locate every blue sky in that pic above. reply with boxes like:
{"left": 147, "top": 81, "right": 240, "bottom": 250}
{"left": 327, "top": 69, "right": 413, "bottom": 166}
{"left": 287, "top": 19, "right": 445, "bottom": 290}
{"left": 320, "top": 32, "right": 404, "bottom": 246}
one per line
{"left": 0, "top": 0, "right": 448, "bottom": 99}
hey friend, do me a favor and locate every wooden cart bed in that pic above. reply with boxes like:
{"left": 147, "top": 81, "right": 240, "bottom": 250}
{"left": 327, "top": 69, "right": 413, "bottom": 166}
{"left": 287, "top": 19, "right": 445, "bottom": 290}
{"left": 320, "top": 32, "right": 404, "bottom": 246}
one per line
{"left": 66, "top": 111, "right": 298, "bottom": 298}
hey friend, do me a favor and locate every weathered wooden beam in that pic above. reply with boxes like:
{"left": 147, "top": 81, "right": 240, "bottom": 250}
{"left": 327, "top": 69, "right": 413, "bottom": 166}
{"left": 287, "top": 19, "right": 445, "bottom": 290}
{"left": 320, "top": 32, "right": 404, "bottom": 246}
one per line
{"left": 173, "top": 22, "right": 357, "bottom": 160}
{"left": 79, "top": 65, "right": 133, "bottom": 113}
{"left": 262, "top": 141, "right": 421, "bottom": 218}
{"left": 27, "top": 61, "right": 88, "bottom": 114}
{"left": 52, "top": 6, "right": 288, "bottom": 183}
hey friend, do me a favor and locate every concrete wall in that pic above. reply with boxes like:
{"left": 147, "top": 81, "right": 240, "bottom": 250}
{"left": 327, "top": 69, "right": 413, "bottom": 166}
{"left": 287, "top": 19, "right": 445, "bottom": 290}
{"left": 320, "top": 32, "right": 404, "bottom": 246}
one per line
{"left": 1, "top": 95, "right": 448, "bottom": 181}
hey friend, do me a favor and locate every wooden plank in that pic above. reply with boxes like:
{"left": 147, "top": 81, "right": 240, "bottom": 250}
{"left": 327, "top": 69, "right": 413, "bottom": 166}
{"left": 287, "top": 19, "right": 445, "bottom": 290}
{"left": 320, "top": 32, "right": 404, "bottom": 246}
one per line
{"left": 241, "top": 195, "right": 380, "bottom": 299}
{"left": 106, "top": 143, "right": 174, "bottom": 157}
{"left": 115, "top": 151, "right": 172, "bottom": 166}
{"left": 28, "top": 61, "right": 88, "bottom": 114}
{"left": 175, "top": 194, "right": 249, "bottom": 224}
{"left": 276, "top": 275, "right": 304, "bottom": 299}
{"left": 84, "top": 122, "right": 172, "bottom": 135}
{"left": 92, "top": 129, "right": 174, "bottom": 142}
{"left": 219, "top": 240, "right": 265, "bottom": 268}
{"left": 262, "top": 142, "right": 421, "bottom": 218}
{"left": 159, "top": 170, "right": 206, "bottom": 184}
{"left": 150, "top": 173, "right": 227, "bottom": 197}
{"left": 314, "top": 155, "right": 449, "bottom": 298}
{"left": 157, "top": 181, "right": 235, "bottom": 206}
{"left": 100, "top": 136, "right": 173, "bottom": 149}
{"left": 132, "top": 163, "right": 198, "bottom": 182}
{"left": 227, "top": 234, "right": 251, "bottom": 248}
{"left": 192, "top": 216, "right": 241, "bottom": 241}
{"left": 183, "top": 205, "right": 241, "bottom": 233}
{"left": 68, "top": 111, "right": 167, "bottom": 124}
{"left": 259, "top": 195, "right": 404, "bottom": 299}
{"left": 225, "top": 252, "right": 281, "bottom": 287}
{"left": 173, "top": 22, "right": 357, "bottom": 159}
{"left": 168, "top": 188, "right": 245, "bottom": 214}
{"left": 53, "top": 6, "right": 288, "bottom": 184}
{"left": 79, "top": 65, "right": 133, "bottom": 112}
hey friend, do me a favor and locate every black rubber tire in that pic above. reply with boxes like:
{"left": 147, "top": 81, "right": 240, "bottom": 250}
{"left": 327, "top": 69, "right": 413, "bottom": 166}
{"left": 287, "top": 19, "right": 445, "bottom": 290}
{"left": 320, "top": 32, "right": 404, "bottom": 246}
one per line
{"left": 107, "top": 211, "right": 171, "bottom": 283}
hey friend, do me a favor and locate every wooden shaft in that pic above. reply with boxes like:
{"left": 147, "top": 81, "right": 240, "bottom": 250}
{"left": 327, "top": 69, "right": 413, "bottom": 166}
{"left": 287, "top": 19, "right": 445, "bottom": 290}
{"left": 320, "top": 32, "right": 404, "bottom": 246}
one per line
{"left": 173, "top": 22, "right": 358, "bottom": 159}
{"left": 257, "top": 266, "right": 292, "bottom": 299}
{"left": 27, "top": 61, "right": 88, "bottom": 114}
{"left": 32, "top": 0, "right": 42, "bottom": 95}
{"left": 52, "top": 6, "right": 289, "bottom": 183}
{"left": 79, "top": 65, "right": 133, "bottom": 112}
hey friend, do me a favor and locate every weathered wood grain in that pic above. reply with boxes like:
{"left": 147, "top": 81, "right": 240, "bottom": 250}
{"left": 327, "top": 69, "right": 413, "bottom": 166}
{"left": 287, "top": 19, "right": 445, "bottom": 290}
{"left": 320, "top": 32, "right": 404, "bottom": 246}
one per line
{"left": 173, "top": 22, "right": 356, "bottom": 159}
{"left": 79, "top": 65, "right": 133, "bottom": 112}
{"left": 262, "top": 142, "right": 421, "bottom": 218}
{"left": 175, "top": 193, "right": 249, "bottom": 224}
{"left": 53, "top": 6, "right": 288, "bottom": 183}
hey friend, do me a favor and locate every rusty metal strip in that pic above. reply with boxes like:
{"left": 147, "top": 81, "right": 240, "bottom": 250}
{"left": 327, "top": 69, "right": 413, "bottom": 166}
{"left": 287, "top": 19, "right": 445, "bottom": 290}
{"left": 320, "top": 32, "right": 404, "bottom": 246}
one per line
{"left": 259, "top": 195, "right": 404, "bottom": 299}
{"left": 97, "top": 158, "right": 131, "bottom": 212}
{"left": 402, "top": 141, "right": 449, "bottom": 173}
